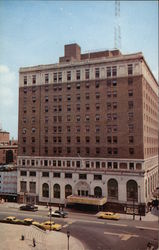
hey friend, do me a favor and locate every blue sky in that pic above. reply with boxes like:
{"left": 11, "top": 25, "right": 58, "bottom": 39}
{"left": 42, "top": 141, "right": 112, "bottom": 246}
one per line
{"left": 0, "top": 0, "right": 158, "bottom": 139}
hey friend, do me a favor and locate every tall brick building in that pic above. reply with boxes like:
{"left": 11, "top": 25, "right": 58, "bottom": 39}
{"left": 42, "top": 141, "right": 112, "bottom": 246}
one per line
{"left": 17, "top": 44, "right": 158, "bottom": 213}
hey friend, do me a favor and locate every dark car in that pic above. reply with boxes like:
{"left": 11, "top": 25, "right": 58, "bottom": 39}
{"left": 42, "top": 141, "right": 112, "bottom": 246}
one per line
{"left": 19, "top": 204, "right": 38, "bottom": 211}
{"left": 48, "top": 210, "right": 68, "bottom": 218}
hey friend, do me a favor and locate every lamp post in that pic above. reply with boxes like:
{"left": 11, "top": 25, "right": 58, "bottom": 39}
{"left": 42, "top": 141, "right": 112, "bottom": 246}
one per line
{"left": 67, "top": 230, "right": 70, "bottom": 250}
{"left": 49, "top": 207, "right": 52, "bottom": 231}
{"left": 138, "top": 185, "right": 142, "bottom": 221}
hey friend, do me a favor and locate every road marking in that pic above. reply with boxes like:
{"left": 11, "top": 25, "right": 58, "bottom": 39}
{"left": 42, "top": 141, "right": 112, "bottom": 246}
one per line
{"left": 107, "top": 222, "right": 127, "bottom": 227}
{"left": 76, "top": 219, "right": 105, "bottom": 224}
{"left": 136, "top": 226, "right": 159, "bottom": 231}
{"left": 104, "top": 231, "right": 139, "bottom": 241}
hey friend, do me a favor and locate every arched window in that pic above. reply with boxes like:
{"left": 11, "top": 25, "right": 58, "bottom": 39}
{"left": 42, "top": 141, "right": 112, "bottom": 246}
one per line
{"left": 42, "top": 183, "right": 49, "bottom": 198}
{"left": 94, "top": 186, "right": 102, "bottom": 198}
{"left": 54, "top": 184, "right": 60, "bottom": 198}
{"left": 6, "top": 150, "right": 13, "bottom": 164}
{"left": 108, "top": 179, "right": 118, "bottom": 199}
{"left": 65, "top": 184, "right": 72, "bottom": 198}
{"left": 127, "top": 180, "right": 138, "bottom": 202}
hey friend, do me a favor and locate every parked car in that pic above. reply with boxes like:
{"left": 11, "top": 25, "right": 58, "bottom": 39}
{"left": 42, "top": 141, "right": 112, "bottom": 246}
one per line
{"left": 48, "top": 210, "right": 68, "bottom": 218}
{"left": 23, "top": 218, "right": 34, "bottom": 225}
{"left": 4, "top": 216, "right": 22, "bottom": 224}
{"left": 19, "top": 204, "right": 38, "bottom": 211}
{"left": 97, "top": 212, "right": 120, "bottom": 220}
{"left": 32, "top": 221, "right": 46, "bottom": 231}
{"left": 41, "top": 221, "right": 62, "bottom": 231}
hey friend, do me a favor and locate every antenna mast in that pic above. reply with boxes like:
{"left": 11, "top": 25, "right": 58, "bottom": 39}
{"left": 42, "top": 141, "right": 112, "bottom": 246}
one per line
{"left": 114, "top": 0, "right": 121, "bottom": 49}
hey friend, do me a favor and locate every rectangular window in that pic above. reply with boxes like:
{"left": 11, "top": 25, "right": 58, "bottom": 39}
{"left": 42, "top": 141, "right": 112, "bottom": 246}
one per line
{"left": 129, "top": 136, "right": 134, "bottom": 143}
{"left": 128, "top": 101, "right": 133, "bottom": 109}
{"left": 53, "top": 172, "right": 61, "bottom": 178}
{"left": 76, "top": 70, "right": 80, "bottom": 80}
{"left": 67, "top": 71, "right": 71, "bottom": 81}
{"left": 54, "top": 73, "right": 57, "bottom": 82}
{"left": 112, "top": 66, "right": 117, "bottom": 76}
{"left": 107, "top": 67, "right": 111, "bottom": 77}
{"left": 29, "top": 182, "right": 36, "bottom": 193}
{"left": 20, "top": 171, "right": 27, "bottom": 176}
{"left": 67, "top": 84, "right": 71, "bottom": 90}
{"left": 42, "top": 172, "right": 49, "bottom": 177}
{"left": 58, "top": 72, "right": 62, "bottom": 82}
{"left": 32, "top": 75, "right": 36, "bottom": 84}
{"left": 128, "top": 78, "right": 133, "bottom": 85}
{"left": 45, "top": 74, "right": 49, "bottom": 84}
{"left": 29, "top": 171, "right": 36, "bottom": 177}
{"left": 65, "top": 173, "right": 72, "bottom": 178}
{"left": 112, "top": 79, "right": 117, "bottom": 86}
{"left": 20, "top": 181, "right": 27, "bottom": 192}
{"left": 95, "top": 68, "right": 100, "bottom": 78}
{"left": 128, "top": 64, "right": 133, "bottom": 75}
{"left": 128, "top": 90, "right": 133, "bottom": 97}
{"left": 85, "top": 69, "right": 90, "bottom": 79}
{"left": 94, "top": 174, "right": 102, "bottom": 180}
{"left": 79, "top": 174, "right": 87, "bottom": 179}
{"left": 129, "top": 148, "right": 134, "bottom": 154}
{"left": 24, "top": 76, "right": 27, "bottom": 85}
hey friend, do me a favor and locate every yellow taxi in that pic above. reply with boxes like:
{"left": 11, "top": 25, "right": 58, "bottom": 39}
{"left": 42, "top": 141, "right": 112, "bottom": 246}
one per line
{"left": 97, "top": 212, "right": 120, "bottom": 220}
{"left": 41, "top": 221, "right": 62, "bottom": 231}
{"left": 32, "top": 221, "right": 46, "bottom": 231}
{"left": 23, "top": 218, "right": 34, "bottom": 225}
{"left": 4, "top": 216, "right": 21, "bottom": 224}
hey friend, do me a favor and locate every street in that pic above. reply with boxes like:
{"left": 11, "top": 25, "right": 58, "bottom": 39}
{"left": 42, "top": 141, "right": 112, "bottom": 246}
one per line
{"left": 0, "top": 205, "right": 158, "bottom": 250}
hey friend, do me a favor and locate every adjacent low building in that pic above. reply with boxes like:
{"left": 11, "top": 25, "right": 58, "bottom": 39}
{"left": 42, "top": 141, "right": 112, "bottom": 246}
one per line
{"left": 17, "top": 43, "right": 159, "bottom": 213}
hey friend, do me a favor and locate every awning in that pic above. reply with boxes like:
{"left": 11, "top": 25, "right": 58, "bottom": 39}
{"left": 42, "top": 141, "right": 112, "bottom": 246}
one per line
{"left": 67, "top": 195, "right": 107, "bottom": 206}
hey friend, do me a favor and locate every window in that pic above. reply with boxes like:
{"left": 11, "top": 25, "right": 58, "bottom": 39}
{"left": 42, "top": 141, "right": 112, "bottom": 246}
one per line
{"left": 108, "top": 162, "right": 112, "bottom": 169}
{"left": 85, "top": 115, "right": 90, "bottom": 122}
{"left": 107, "top": 91, "right": 111, "bottom": 98}
{"left": 129, "top": 136, "right": 134, "bottom": 143}
{"left": 107, "top": 103, "right": 111, "bottom": 110}
{"left": 85, "top": 69, "right": 90, "bottom": 79}
{"left": 107, "top": 136, "right": 112, "bottom": 144}
{"left": 65, "top": 173, "right": 72, "bottom": 178}
{"left": 67, "top": 126, "right": 71, "bottom": 132}
{"left": 96, "top": 103, "right": 100, "bottom": 110}
{"left": 128, "top": 101, "right": 133, "bottom": 109}
{"left": 95, "top": 81, "right": 100, "bottom": 88}
{"left": 32, "top": 137, "right": 35, "bottom": 143}
{"left": 29, "top": 182, "right": 36, "bottom": 193}
{"left": 128, "top": 112, "right": 133, "bottom": 121}
{"left": 96, "top": 92, "right": 100, "bottom": 99}
{"left": 85, "top": 81, "right": 89, "bottom": 88}
{"left": 76, "top": 104, "right": 80, "bottom": 111}
{"left": 76, "top": 126, "right": 80, "bottom": 132}
{"left": 85, "top": 126, "right": 90, "bottom": 132}
{"left": 86, "top": 147, "right": 90, "bottom": 154}
{"left": 85, "top": 136, "right": 90, "bottom": 143}
{"left": 95, "top": 68, "right": 100, "bottom": 78}
{"left": 112, "top": 66, "right": 117, "bottom": 76}
{"left": 32, "top": 75, "right": 36, "bottom": 84}
{"left": 112, "top": 113, "right": 117, "bottom": 120}
{"left": 67, "top": 136, "right": 71, "bottom": 144}
{"left": 113, "top": 91, "right": 117, "bottom": 97}
{"left": 107, "top": 147, "right": 112, "bottom": 154}
{"left": 96, "top": 147, "right": 100, "bottom": 154}
{"left": 96, "top": 136, "right": 100, "bottom": 143}
{"left": 67, "top": 71, "right": 71, "bottom": 81}
{"left": 85, "top": 93, "right": 89, "bottom": 100}
{"left": 86, "top": 161, "right": 90, "bottom": 168}
{"left": 67, "top": 147, "right": 71, "bottom": 154}
{"left": 76, "top": 70, "right": 80, "bottom": 80}
{"left": 32, "top": 107, "right": 36, "bottom": 113}
{"left": 129, "top": 124, "right": 134, "bottom": 133}
{"left": 76, "top": 115, "right": 80, "bottom": 122}
{"left": 23, "top": 128, "right": 26, "bottom": 134}
{"left": 42, "top": 172, "right": 49, "bottom": 177}
{"left": 45, "top": 74, "right": 49, "bottom": 84}
{"left": 113, "top": 136, "right": 118, "bottom": 143}
{"left": 113, "top": 102, "right": 117, "bottom": 109}
{"left": 77, "top": 94, "right": 80, "bottom": 101}
{"left": 129, "top": 163, "right": 134, "bottom": 170}
{"left": 30, "top": 171, "right": 36, "bottom": 177}
{"left": 54, "top": 73, "right": 57, "bottom": 82}
{"left": 20, "top": 181, "right": 27, "bottom": 192}
{"left": 113, "top": 148, "right": 118, "bottom": 154}
{"left": 67, "top": 84, "right": 71, "bottom": 90}
{"left": 54, "top": 184, "right": 60, "bottom": 198}
{"left": 85, "top": 104, "right": 90, "bottom": 111}
{"left": 42, "top": 183, "right": 49, "bottom": 197}
{"left": 128, "top": 64, "right": 133, "bottom": 75}
{"left": 79, "top": 174, "right": 87, "bottom": 179}
{"left": 107, "top": 67, "right": 111, "bottom": 77}
{"left": 94, "top": 174, "right": 102, "bottom": 180}
{"left": 24, "top": 76, "right": 27, "bottom": 85}
{"left": 128, "top": 90, "right": 133, "bottom": 97}
{"left": 23, "top": 137, "right": 26, "bottom": 143}
{"left": 129, "top": 148, "right": 134, "bottom": 154}
{"left": 112, "top": 79, "right": 117, "bottom": 86}
{"left": 128, "top": 78, "right": 133, "bottom": 85}
{"left": 76, "top": 136, "right": 80, "bottom": 143}
{"left": 20, "top": 171, "right": 27, "bottom": 176}
{"left": 58, "top": 72, "right": 62, "bottom": 82}
{"left": 54, "top": 172, "right": 61, "bottom": 178}
{"left": 76, "top": 82, "right": 80, "bottom": 89}
{"left": 32, "top": 127, "right": 36, "bottom": 133}
{"left": 96, "top": 114, "right": 100, "bottom": 121}
{"left": 45, "top": 106, "right": 48, "bottom": 112}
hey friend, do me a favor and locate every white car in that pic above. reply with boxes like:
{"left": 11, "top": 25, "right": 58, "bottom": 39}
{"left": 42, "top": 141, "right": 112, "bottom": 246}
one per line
{"left": 48, "top": 210, "right": 68, "bottom": 218}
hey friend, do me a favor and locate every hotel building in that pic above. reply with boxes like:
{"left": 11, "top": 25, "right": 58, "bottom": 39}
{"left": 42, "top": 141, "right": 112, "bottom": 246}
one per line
{"left": 17, "top": 44, "right": 159, "bottom": 213}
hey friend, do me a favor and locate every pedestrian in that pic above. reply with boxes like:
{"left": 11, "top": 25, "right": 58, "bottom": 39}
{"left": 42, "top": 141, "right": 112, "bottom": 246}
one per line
{"left": 33, "top": 238, "right": 36, "bottom": 247}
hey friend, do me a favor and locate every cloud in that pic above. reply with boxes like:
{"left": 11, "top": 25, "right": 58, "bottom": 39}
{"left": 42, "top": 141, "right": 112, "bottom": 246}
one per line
{"left": 0, "top": 65, "right": 16, "bottom": 107}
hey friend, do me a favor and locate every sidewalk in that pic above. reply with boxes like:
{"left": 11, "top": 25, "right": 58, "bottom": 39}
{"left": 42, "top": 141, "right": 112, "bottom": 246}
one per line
{"left": 0, "top": 223, "right": 84, "bottom": 250}
{"left": 1, "top": 202, "right": 159, "bottom": 222}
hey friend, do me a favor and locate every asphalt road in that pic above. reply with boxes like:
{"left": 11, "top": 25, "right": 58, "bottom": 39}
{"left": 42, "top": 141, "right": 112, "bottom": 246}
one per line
{"left": 0, "top": 206, "right": 158, "bottom": 250}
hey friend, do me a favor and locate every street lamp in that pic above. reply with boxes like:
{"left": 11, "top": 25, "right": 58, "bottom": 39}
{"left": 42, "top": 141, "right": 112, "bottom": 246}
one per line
{"left": 49, "top": 207, "right": 52, "bottom": 231}
{"left": 67, "top": 230, "right": 70, "bottom": 250}
{"left": 138, "top": 185, "right": 142, "bottom": 221}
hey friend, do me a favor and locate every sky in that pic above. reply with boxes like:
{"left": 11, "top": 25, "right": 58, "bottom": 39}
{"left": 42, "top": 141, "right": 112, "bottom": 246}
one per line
{"left": 0, "top": 0, "right": 158, "bottom": 139}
